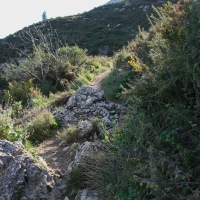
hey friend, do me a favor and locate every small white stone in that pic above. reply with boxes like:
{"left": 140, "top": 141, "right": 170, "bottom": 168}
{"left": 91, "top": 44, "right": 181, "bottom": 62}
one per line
{"left": 52, "top": 157, "right": 57, "bottom": 161}
{"left": 59, "top": 140, "right": 65, "bottom": 146}
{"left": 63, "top": 147, "right": 70, "bottom": 152}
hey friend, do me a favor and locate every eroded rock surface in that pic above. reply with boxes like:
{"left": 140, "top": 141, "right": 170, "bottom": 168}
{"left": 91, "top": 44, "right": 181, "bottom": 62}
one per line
{"left": 75, "top": 189, "right": 100, "bottom": 200}
{"left": 0, "top": 140, "right": 66, "bottom": 200}
{"left": 55, "top": 86, "right": 126, "bottom": 134}
{"left": 67, "top": 141, "right": 104, "bottom": 173}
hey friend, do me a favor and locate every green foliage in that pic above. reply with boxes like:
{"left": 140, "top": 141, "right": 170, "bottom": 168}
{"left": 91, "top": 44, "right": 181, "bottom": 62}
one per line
{"left": 0, "top": 106, "right": 27, "bottom": 142}
{"left": 23, "top": 139, "right": 37, "bottom": 157}
{"left": 101, "top": 46, "right": 135, "bottom": 101}
{"left": 124, "top": 0, "right": 200, "bottom": 112}
{"left": 42, "top": 11, "right": 47, "bottom": 21}
{"left": 102, "top": 68, "right": 134, "bottom": 101}
{"left": 4, "top": 78, "right": 34, "bottom": 106}
{"left": 85, "top": 117, "right": 108, "bottom": 140}
{"left": 57, "top": 46, "right": 87, "bottom": 66}
{"left": 91, "top": 117, "right": 107, "bottom": 139}
{"left": 83, "top": 110, "right": 200, "bottom": 199}
{"left": 83, "top": 1, "right": 200, "bottom": 199}
{"left": 2, "top": 39, "right": 110, "bottom": 97}
{"left": 57, "top": 126, "right": 79, "bottom": 143}
{"left": 68, "top": 165, "right": 86, "bottom": 195}
{"left": 113, "top": 47, "right": 132, "bottom": 69}
{"left": 29, "top": 87, "right": 51, "bottom": 107}
{"left": 11, "top": 101, "right": 23, "bottom": 117}
{"left": 28, "top": 110, "right": 58, "bottom": 143}
{"left": 49, "top": 91, "right": 72, "bottom": 107}
{"left": 69, "top": 55, "right": 111, "bottom": 90}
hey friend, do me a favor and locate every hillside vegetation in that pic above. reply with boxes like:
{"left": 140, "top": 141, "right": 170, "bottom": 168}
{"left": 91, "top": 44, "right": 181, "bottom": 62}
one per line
{"left": 0, "top": 0, "right": 177, "bottom": 63}
{"left": 0, "top": 0, "right": 199, "bottom": 199}
{"left": 81, "top": 1, "right": 200, "bottom": 199}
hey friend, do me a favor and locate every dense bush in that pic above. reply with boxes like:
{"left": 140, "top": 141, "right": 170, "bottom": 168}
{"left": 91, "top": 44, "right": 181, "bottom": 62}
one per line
{"left": 101, "top": 47, "right": 135, "bottom": 101}
{"left": 2, "top": 41, "right": 111, "bottom": 100}
{"left": 57, "top": 126, "right": 79, "bottom": 143}
{"left": 0, "top": 106, "right": 27, "bottom": 142}
{"left": 28, "top": 110, "right": 58, "bottom": 143}
{"left": 83, "top": 1, "right": 200, "bottom": 199}
{"left": 2, "top": 45, "right": 86, "bottom": 94}
{"left": 4, "top": 78, "right": 35, "bottom": 106}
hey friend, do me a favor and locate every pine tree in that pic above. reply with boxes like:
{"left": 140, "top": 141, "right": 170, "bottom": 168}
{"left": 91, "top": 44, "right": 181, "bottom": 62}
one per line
{"left": 42, "top": 11, "right": 47, "bottom": 21}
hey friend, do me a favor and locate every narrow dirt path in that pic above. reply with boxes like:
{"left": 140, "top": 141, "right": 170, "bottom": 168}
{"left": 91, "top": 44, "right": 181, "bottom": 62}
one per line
{"left": 37, "top": 69, "right": 111, "bottom": 174}
{"left": 37, "top": 137, "right": 71, "bottom": 175}
{"left": 89, "top": 69, "right": 111, "bottom": 89}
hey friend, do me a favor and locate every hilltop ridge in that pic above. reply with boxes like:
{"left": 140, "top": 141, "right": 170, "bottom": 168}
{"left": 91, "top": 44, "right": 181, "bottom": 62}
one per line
{"left": 0, "top": 0, "right": 176, "bottom": 64}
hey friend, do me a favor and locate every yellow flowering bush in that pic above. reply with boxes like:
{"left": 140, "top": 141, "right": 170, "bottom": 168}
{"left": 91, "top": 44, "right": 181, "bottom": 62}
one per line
{"left": 128, "top": 54, "right": 147, "bottom": 72}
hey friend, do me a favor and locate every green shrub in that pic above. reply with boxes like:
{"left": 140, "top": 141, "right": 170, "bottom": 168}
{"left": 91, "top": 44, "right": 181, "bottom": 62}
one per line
{"left": 57, "top": 126, "right": 79, "bottom": 143}
{"left": 28, "top": 110, "right": 58, "bottom": 143}
{"left": 68, "top": 165, "right": 86, "bottom": 195}
{"left": 23, "top": 139, "right": 37, "bottom": 157}
{"left": 57, "top": 45, "right": 87, "bottom": 66}
{"left": 102, "top": 68, "right": 135, "bottom": 101}
{"left": 50, "top": 91, "right": 72, "bottom": 107}
{"left": 11, "top": 101, "right": 23, "bottom": 117}
{"left": 86, "top": 117, "right": 108, "bottom": 140}
{"left": 113, "top": 47, "right": 131, "bottom": 70}
{"left": 2, "top": 40, "right": 111, "bottom": 98}
{"left": 4, "top": 79, "right": 34, "bottom": 106}
{"left": 0, "top": 106, "right": 27, "bottom": 142}
{"left": 69, "top": 55, "right": 111, "bottom": 90}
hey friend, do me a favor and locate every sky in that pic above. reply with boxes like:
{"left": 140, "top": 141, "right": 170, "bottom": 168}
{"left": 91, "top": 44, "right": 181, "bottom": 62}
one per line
{"left": 0, "top": 0, "right": 108, "bottom": 39}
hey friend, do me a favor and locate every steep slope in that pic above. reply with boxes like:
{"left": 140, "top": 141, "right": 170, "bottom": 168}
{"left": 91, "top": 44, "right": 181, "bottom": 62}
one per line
{"left": 0, "top": 0, "right": 177, "bottom": 64}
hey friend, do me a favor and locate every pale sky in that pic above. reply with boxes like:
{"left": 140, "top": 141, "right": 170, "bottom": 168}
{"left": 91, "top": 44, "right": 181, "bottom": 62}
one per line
{"left": 0, "top": 0, "right": 108, "bottom": 39}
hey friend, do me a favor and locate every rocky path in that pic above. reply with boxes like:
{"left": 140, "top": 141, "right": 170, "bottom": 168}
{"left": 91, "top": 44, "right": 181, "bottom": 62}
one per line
{"left": 37, "top": 136, "right": 71, "bottom": 175}
{"left": 89, "top": 69, "right": 111, "bottom": 89}
{"left": 36, "top": 68, "right": 125, "bottom": 199}
{"left": 37, "top": 69, "right": 112, "bottom": 174}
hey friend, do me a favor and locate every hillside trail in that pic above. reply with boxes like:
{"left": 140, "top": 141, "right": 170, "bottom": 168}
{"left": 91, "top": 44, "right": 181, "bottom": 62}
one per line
{"left": 89, "top": 68, "right": 111, "bottom": 89}
{"left": 37, "top": 69, "right": 112, "bottom": 176}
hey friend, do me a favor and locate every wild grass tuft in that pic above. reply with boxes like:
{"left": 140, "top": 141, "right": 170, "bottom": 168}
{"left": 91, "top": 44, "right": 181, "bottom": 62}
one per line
{"left": 28, "top": 110, "right": 58, "bottom": 143}
{"left": 57, "top": 126, "right": 79, "bottom": 143}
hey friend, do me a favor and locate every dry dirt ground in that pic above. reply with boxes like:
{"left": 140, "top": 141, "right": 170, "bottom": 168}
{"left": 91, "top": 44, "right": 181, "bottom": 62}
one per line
{"left": 89, "top": 69, "right": 111, "bottom": 89}
{"left": 37, "top": 137, "right": 71, "bottom": 175}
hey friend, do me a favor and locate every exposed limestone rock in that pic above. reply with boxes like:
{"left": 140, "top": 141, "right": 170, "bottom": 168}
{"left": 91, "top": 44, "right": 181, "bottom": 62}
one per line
{"left": 143, "top": 5, "right": 150, "bottom": 12}
{"left": 67, "top": 141, "right": 104, "bottom": 172}
{"left": 74, "top": 141, "right": 96, "bottom": 164}
{"left": 75, "top": 189, "right": 100, "bottom": 200}
{"left": 0, "top": 140, "right": 67, "bottom": 200}
{"left": 55, "top": 86, "right": 126, "bottom": 135}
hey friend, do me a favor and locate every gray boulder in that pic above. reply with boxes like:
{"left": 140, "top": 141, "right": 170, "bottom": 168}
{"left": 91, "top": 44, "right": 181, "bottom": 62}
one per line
{"left": 0, "top": 140, "right": 66, "bottom": 200}
{"left": 75, "top": 189, "right": 100, "bottom": 200}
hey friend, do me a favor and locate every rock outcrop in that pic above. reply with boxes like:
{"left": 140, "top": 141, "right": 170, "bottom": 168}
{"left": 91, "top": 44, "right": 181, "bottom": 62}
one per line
{"left": 55, "top": 86, "right": 126, "bottom": 135}
{"left": 67, "top": 141, "right": 104, "bottom": 173}
{"left": 0, "top": 140, "right": 66, "bottom": 200}
{"left": 75, "top": 189, "right": 100, "bottom": 200}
